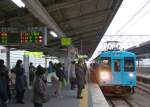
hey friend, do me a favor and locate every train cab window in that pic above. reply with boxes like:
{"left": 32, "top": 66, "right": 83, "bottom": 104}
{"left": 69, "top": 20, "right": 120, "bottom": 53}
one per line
{"left": 124, "top": 57, "right": 134, "bottom": 72}
{"left": 100, "top": 57, "right": 111, "bottom": 65}
{"left": 114, "top": 59, "right": 121, "bottom": 72}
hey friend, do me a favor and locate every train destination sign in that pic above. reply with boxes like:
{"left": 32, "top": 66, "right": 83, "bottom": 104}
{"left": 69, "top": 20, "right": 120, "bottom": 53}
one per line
{"left": 0, "top": 32, "right": 43, "bottom": 45}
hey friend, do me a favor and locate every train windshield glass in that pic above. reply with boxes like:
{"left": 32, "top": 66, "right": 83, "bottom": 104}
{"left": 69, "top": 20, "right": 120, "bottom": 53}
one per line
{"left": 114, "top": 59, "right": 121, "bottom": 72}
{"left": 100, "top": 57, "right": 111, "bottom": 66}
{"left": 124, "top": 57, "right": 135, "bottom": 72}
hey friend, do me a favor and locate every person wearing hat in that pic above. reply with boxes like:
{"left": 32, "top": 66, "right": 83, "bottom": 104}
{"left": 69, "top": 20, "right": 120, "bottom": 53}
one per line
{"left": 32, "top": 65, "right": 49, "bottom": 107}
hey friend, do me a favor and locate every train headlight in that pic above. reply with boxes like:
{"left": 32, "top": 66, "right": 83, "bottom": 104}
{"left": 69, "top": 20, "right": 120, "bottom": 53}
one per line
{"left": 100, "top": 71, "right": 110, "bottom": 81}
{"left": 129, "top": 73, "right": 134, "bottom": 78}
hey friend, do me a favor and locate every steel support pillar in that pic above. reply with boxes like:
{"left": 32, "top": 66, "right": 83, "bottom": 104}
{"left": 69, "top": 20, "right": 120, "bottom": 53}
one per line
{"left": 24, "top": 55, "right": 29, "bottom": 88}
{"left": 6, "top": 48, "right": 10, "bottom": 70}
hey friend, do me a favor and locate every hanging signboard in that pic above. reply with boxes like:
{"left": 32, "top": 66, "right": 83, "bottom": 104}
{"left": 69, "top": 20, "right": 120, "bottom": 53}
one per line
{"left": 24, "top": 51, "right": 43, "bottom": 58}
{"left": 0, "top": 32, "right": 43, "bottom": 44}
{"left": 0, "top": 27, "right": 47, "bottom": 45}
{"left": 61, "top": 37, "right": 72, "bottom": 46}
{"left": 78, "top": 54, "right": 88, "bottom": 58}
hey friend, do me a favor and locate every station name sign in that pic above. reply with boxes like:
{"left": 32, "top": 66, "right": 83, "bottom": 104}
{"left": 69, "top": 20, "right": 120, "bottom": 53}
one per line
{"left": 61, "top": 37, "right": 72, "bottom": 46}
{"left": 0, "top": 32, "right": 43, "bottom": 44}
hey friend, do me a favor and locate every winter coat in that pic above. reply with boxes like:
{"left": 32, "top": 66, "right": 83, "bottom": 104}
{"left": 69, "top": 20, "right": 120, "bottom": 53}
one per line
{"left": 0, "top": 65, "right": 8, "bottom": 101}
{"left": 56, "top": 68, "right": 64, "bottom": 82}
{"left": 29, "top": 65, "right": 35, "bottom": 80}
{"left": 82, "top": 63, "right": 87, "bottom": 76}
{"left": 75, "top": 64, "right": 85, "bottom": 87}
{"left": 70, "top": 64, "right": 76, "bottom": 78}
{"left": 14, "top": 67, "right": 25, "bottom": 92}
{"left": 33, "top": 75, "right": 49, "bottom": 104}
{"left": 48, "top": 64, "right": 53, "bottom": 74}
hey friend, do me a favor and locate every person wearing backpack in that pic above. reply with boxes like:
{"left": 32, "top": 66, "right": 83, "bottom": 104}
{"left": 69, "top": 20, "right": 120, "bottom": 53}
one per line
{"left": 32, "top": 65, "right": 49, "bottom": 107}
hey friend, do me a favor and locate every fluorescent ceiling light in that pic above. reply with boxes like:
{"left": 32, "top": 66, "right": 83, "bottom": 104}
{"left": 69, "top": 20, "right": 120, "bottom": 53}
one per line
{"left": 50, "top": 31, "right": 58, "bottom": 38}
{"left": 11, "top": 0, "right": 25, "bottom": 8}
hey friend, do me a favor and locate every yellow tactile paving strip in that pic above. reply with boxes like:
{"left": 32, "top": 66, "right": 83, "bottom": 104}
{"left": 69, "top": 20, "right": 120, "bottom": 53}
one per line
{"left": 79, "top": 85, "right": 88, "bottom": 107}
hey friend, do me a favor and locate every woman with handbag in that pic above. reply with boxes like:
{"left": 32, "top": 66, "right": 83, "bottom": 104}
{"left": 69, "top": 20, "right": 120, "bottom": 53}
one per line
{"left": 32, "top": 65, "right": 49, "bottom": 107}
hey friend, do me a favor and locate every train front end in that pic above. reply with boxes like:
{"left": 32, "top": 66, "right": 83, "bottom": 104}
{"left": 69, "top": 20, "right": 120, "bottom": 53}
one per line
{"left": 96, "top": 51, "right": 136, "bottom": 95}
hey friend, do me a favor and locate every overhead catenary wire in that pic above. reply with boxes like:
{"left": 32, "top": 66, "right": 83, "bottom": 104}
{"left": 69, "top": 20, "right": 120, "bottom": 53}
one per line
{"left": 121, "top": 7, "right": 150, "bottom": 34}
{"left": 105, "top": 35, "right": 150, "bottom": 36}
{"left": 115, "top": 0, "right": 150, "bottom": 35}
{"left": 89, "top": 0, "right": 150, "bottom": 61}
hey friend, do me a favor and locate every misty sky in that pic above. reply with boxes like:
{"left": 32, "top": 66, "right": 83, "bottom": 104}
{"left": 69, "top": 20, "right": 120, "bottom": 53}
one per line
{"left": 90, "top": 0, "right": 150, "bottom": 61}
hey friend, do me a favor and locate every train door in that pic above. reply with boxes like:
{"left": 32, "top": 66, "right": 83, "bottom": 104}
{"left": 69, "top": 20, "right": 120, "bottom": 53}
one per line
{"left": 123, "top": 57, "right": 136, "bottom": 86}
{"left": 112, "top": 59, "right": 123, "bottom": 84}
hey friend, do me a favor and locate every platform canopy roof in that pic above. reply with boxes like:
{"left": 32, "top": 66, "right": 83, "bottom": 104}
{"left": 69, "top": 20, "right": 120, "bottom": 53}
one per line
{"left": 127, "top": 40, "right": 150, "bottom": 58}
{"left": 0, "top": 0, "right": 123, "bottom": 57}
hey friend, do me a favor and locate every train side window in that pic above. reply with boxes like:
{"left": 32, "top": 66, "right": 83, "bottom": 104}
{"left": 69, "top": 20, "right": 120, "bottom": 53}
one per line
{"left": 124, "top": 57, "right": 134, "bottom": 72}
{"left": 114, "top": 59, "right": 121, "bottom": 72}
{"left": 100, "top": 57, "right": 111, "bottom": 65}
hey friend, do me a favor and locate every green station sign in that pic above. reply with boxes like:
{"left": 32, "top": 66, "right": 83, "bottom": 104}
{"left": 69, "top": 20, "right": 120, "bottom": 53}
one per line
{"left": 24, "top": 51, "right": 43, "bottom": 58}
{"left": 61, "top": 37, "right": 72, "bottom": 46}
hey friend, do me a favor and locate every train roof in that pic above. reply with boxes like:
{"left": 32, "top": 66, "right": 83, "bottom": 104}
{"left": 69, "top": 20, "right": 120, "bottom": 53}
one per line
{"left": 99, "top": 50, "right": 136, "bottom": 57}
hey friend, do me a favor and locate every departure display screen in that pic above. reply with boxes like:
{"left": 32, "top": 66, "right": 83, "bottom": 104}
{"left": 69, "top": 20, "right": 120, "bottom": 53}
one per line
{"left": 0, "top": 32, "right": 43, "bottom": 44}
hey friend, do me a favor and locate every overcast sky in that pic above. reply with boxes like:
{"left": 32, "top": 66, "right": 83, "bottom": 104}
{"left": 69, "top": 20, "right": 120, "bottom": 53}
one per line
{"left": 90, "top": 0, "right": 150, "bottom": 61}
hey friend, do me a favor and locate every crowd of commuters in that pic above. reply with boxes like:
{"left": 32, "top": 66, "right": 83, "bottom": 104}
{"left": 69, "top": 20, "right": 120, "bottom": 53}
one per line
{"left": 0, "top": 59, "right": 26, "bottom": 106}
{"left": 0, "top": 58, "right": 87, "bottom": 107}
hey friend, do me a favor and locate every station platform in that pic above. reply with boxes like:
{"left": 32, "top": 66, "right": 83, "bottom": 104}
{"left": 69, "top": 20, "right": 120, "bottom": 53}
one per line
{"left": 137, "top": 73, "right": 150, "bottom": 79}
{"left": 136, "top": 73, "right": 150, "bottom": 81}
{"left": 8, "top": 83, "right": 109, "bottom": 107}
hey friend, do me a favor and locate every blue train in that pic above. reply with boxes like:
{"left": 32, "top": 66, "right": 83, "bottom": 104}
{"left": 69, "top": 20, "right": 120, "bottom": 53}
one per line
{"left": 95, "top": 50, "right": 136, "bottom": 94}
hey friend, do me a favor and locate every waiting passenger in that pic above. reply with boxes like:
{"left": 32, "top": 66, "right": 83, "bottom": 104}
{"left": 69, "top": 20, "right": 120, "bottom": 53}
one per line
{"left": 0, "top": 59, "right": 9, "bottom": 107}
{"left": 47, "top": 61, "right": 54, "bottom": 82}
{"left": 51, "top": 76, "right": 59, "bottom": 97}
{"left": 32, "top": 65, "right": 49, "bottom": 107}
{"left": 75, "top": 60, "right": 85, "bottom": 99}
{"left": 70, "top": 61, "right": 76, "bottom": 90}
{"left": 82, "top": 61, "right": 87, "bottom": 86}
{"left": 13, "top": 60, "right": 25, "bottom": 104}
{"left": 48, "top": 61, "right": 53, "bottom": 74}
{"left": 29, "top": 62, "right": 35, "bottom": 86}
{"left": 55, "top": 63, "right": 65, "bottom": 97}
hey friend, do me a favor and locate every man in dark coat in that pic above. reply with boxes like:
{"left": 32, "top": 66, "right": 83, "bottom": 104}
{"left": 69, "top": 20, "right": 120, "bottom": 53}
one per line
{"left": 75, "top": 60, "right": 85, "bottom": 99}
{"left": 55, "top": 63, "right": 65, "bottom": 97}
{"left": 29, "top": 62, "right": 35, "bottom": 86}
{"left": 70, "top": 61, "right": 76, "bottom": 90}
{"left": 14, "top": 60, "right": 25, "bottom": 104}
{"left": 82, "top": 62, "right": 87, "bottom": 86}
{"left": 0, "top": 59, "right": 9, "bottom": 107}
{"left": 55, "top": 63, "right": 65, "bottom": 82}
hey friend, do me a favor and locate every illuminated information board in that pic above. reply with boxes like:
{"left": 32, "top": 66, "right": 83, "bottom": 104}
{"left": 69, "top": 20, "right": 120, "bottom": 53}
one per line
{"left": 0, "top": 32, "right": 43, "bottom": 44}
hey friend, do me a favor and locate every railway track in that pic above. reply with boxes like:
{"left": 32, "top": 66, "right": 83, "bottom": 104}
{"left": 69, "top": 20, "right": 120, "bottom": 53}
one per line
{"left": 136, "top": 81, "right": 150, "bottom": 95}
{"left": 100, "top": 76, "right": 150, "bottom": 107}
{"left": 106, "top": 96, "right": 134, "bottom": 107}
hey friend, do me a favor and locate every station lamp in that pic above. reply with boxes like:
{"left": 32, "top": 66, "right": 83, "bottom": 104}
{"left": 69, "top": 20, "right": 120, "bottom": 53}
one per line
{"left": 11, "top": 0, "right": 25, "bottom": 8}
{"left": 50, "top": 31, "right": 58, "bottom": 38}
